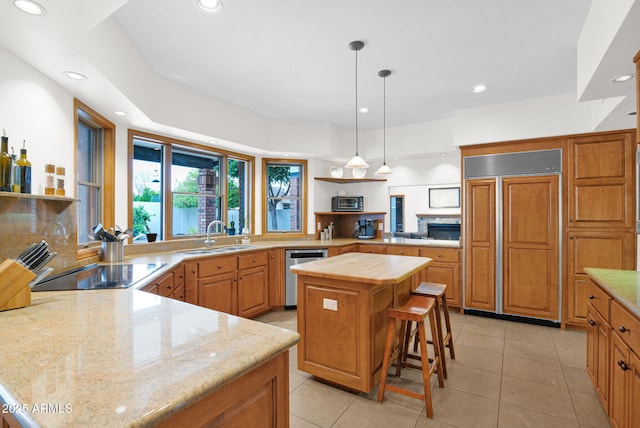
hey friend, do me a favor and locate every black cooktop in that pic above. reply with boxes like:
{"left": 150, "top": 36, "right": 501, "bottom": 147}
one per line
{"left": 31, "top": 263, "right": 165, "bottom": 292}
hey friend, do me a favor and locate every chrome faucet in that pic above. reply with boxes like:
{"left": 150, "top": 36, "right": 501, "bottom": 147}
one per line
{"left": 204, "top": 220, "right": 226, "bottom": 248}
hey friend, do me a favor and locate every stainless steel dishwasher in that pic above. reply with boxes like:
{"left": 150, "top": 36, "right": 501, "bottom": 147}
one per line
{"left": 285, "top": 248, "right": 328, "bottom": 309}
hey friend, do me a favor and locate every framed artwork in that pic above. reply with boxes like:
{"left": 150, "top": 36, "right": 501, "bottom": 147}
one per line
{"left": 428, "top": 187, "right": 460, "bottom": 208}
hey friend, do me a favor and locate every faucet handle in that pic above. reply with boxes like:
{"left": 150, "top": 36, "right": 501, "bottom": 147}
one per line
{"left": 204, "top": 238, "right": 216, "bottom": 248}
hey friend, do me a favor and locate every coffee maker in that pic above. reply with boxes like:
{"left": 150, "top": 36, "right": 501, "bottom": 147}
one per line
{"left": 355, "top": 219, "right": 376, "bottom": 239}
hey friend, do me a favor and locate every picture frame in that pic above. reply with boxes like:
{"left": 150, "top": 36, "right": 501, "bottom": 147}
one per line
{"left": 428, "top": 187, "right": 460, "bottom": 208}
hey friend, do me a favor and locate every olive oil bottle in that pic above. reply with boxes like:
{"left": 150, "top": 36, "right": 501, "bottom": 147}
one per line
{"left": 14, "top": 140, "right": 31, "bottom": 193}
{"left": 0, "top": 130, "right": 11, "bottom": 192}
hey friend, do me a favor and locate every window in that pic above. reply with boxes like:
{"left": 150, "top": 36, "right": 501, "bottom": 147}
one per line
{"left": 262, "top": 159, "right": 307, "bottom": 235}
{"left": 129, "top": 130, "right": 253, "bottom": 241}
{"left": 390, "top": 194, "right": 404, "bottom": 233}
{"left": 75, "top": 99, "right": 115, "bottom": 248}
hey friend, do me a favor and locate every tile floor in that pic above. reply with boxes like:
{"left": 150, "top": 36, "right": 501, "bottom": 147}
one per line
{"left": 255, "top": 309, "right": 611, "bottom": 428}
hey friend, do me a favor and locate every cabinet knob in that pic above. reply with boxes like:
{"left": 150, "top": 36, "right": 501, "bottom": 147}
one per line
{"left": 618, "top": 360, "right": 629, "bottom": 371}
{"left": 588, "top": 319, "right": 596, "bottom": 326}
{"left": 191, "top": 270, "right": 196, "bottom": 274}
{"left": 619, "top": 326, "right": 628, "bottom": 333}
{"left": 179, "top": 275, "right": 184, "bottom": 279}
{"left": 588, "top": 295, "right": 596, "bottom": 300}
{"left": 167, "top": 285, "right": 172, "bottom": 290}
{"left": 253, "top": 258, "right": 257, "bottom": 262}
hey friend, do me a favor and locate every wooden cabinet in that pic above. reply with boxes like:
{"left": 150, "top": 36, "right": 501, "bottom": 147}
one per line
{"left": 357, "top": 243, "right": 386, "bottom": 254}
{"left": 329, "top": 244, "right": 357, "bottom": 256}
{"left": 196, "top": 250, "right": 271, "bottom": 318}
{"left": 141, "top": 264, "right": 185, "bottom": 302}
{"left": 314, "top": 212, "right": 385, "bottom": 239}
{"left": 609, "top": 327, "right": 640, "bottom": 428}
{"left": 464, "top": 178, "right": 497, "bottom": 312}
{"left": 566, "top": 231, "right": 635, "bottom": 325}
{"left": 268, "top": 248, "right": 285, "bottom": 308}
{"left": 586, "top": 283, "right": 612, "bottom": 410}
{"left": 419, "top": 247, "right": 462, "bottom": 309}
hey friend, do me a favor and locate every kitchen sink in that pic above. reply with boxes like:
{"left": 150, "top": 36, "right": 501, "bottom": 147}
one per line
{"left": 177, "top": 245, "right": 257, "bottom": 255}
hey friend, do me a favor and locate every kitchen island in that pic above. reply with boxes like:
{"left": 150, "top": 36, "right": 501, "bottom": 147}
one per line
{"left": 0, "top": 288, "right": 299, "bottom": 427}
{"left": 290, "top": 252, "right": 431, "bottom": 393}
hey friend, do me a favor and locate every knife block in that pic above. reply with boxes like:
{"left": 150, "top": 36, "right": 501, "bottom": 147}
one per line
{"left": 0, "top": 259, "right": 36, "bottom": 312}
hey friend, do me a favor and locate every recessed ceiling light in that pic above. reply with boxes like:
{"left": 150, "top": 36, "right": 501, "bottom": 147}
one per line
{"left": 195, "top": 0, "right": 223, "bottom": 14}
{"left": 440, "top": 152, "right": 447, "bottom": 156}
{"left": 359, "top": 107, "right": 370, "bottom": 114}
{"left": 472, "top": 84, "right": 488, "bottom": 93}
{"left": 63, "top": 71, "right": 87, "bottom": 81}
{"left": 613, "top": 74, "right": 634, "bottom": 83}
{"left": 114, "top": 111, "right": 127, "bottom": 116}
{"left": 13, "top": 0, "right": 46, "bottom": 15}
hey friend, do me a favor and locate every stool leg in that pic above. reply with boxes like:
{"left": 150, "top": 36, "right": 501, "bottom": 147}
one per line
{"left": 433, "top": 298, "right": 448, "bottom": 379}
{"left": 401, "top": 320, "right": 412, "bottom": 370}
{"left": 377, "top": 316, "right": 397, "bottom": 403}
{"left": 441, "top": 295, "right": 456, "bottom": 360}
{"left": 417, "top": 321, "right": 435, "bottom": 418}
{"left": 429, "top": 310, "right": 445, "bottom": 388}
{"left": 396, "top": 320, "right": 408, "bottom": 377}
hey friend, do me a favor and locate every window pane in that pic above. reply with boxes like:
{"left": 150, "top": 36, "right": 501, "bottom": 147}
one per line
{"left": 266, "top": 162, "right": 303, "bottom": 233}
{"left": 171, "top": 151, "right": 220, "bottom": 195}
{"left": 267, "top": 164, "right": 301, "bottom": 197}
{"left": 133, "top": 142, "right": 163, "bottom": 241}
{"left": 77, "top": 122, "right": 94, "bottom": 182}
{"left": 228, "top": 158, "right": 248, "bottom": 235}
{"left": 77, "top": 184, "right": 100, "bottom": 242}
{"left": 266, "top": 197, "right": 301, "bottom": 232}
{"left": 172, "top": 195, "right": 222, "bottom": 236}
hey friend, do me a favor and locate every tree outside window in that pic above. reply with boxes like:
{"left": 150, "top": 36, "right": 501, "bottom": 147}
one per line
{"left": 264, "top": 159, "right": 306, "bottom": 234}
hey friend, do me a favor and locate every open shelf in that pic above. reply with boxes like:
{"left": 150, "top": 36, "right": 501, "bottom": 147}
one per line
{"left": 314, "top": 177, "right": 387, "bottom": 184}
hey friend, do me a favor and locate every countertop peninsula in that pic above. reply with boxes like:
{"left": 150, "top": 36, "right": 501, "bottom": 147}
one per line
{"left": 0, "top": 289, "right": 299, "bottom": 427}
{"left": 584, "top": 268, "right": 640, "bottom": 318}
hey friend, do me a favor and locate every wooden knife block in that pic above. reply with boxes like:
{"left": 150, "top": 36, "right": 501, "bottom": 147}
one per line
{"left": 0, "top": 259, "right": 36, "bottom": 312}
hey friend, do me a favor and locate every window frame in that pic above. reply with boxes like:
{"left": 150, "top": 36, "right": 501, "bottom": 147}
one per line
{"left": 262, "top": 158, "right": 308, "bottom": 236}
{"left": 74, "top": 99, "right": 115, "bottom": 259}
{"left": 128, "top": 129, "right": 255, "bottom": 241}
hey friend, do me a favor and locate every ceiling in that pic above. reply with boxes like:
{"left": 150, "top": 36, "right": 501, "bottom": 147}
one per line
{"left": 113, "top": 0, "right": 596, "bottom": 131}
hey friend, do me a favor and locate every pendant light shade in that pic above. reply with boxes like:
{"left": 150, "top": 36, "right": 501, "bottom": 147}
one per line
{"left": 375, "top": 69, "right": 393, "bottom": 175}
{"left": 345, "top": 41, "right": 369, "bottom": 169}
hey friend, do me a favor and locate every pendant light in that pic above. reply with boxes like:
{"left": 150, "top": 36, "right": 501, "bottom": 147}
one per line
{"left": 345, "top": 41, "right": 369, "bottom": 169}
{"left": 375, "top": 69, "right": 393, "bottom": 175}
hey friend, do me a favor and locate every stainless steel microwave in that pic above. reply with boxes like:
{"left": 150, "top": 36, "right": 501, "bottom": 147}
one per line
{"left": 332, "top": 196, "right": 364, "bottom": 212}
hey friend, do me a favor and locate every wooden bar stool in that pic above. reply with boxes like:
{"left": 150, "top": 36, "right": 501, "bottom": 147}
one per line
{"left": 410, "top": 282, "right": 456, "bottom": 379}
{"left": 377, "top": 295, "right": 445, "bottom": 419}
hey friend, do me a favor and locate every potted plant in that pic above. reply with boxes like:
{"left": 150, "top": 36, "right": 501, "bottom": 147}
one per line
{"left": 133, "top": 206, "right": 157, "bottom": 242}
{"left": 228, "top": 220, "right": 236, "bottom": 236}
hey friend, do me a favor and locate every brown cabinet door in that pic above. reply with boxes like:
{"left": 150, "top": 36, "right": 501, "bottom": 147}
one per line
{"left": 238, "top": 265, "right": 269, "bottom": 318}
{"left": 610, "top": 333, "right": 630, "bottom": 428}
{"left": 198, "top": 272, "right": 236, "bottom": 314}
{"left": 502, "top": 175, "right": 559, "bottom": 320}
{"left": 567, "top": 132, "right": 635, "bottom": 229}
{"left": 630, "top": 349, "right": 640, "bottom": 428}
{"left": 424, "top": 262, "right": 461, "bottom": 308}
{"left": 357, "top": 244, "right": 386, "bottom": 254}
{"left": 594, "top": 308, "right": 611, "bottom": 411}
{"left": 464, "top": 179, "right": 496, "bottom": 311}
{"left": 566, "top": 231, "right": 636, "bottom": 325}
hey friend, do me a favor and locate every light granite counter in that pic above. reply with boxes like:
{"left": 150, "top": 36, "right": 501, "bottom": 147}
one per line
{"left": 0, "top": 289, "right": 299, "bottom": 427}
{"left": 584, "top": 268, "right": 640, "bottom": 318}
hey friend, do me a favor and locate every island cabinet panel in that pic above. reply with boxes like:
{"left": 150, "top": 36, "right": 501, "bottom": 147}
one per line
{"left": 566, "top": 231, "right": 635, "bottom": 325}
{"left": 502, "top": 175, "right": 559, "bottom": 320}
{"left": 586, "top": 302, "right": 611, "bottom": 411}
{"left": 419, "top": 247, "right": 462, "bottom": 309}
{"left": 567, "top": 132, "right": 635, "bottom": 229}
{"left": 156, "top": 351, "right": 290, "bottom": 428}
{"left": 464, "top": 179, "right": 496, "bottom": 312}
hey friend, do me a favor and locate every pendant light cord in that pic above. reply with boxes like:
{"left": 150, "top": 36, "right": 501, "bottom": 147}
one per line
{"left": 382, "top": 74, "right": 386, "bottom": 164}
{"left": 354, "top": 48, "right": 359, "bottom": 156}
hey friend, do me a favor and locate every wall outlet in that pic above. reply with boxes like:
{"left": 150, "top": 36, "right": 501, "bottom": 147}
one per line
{"left": 323, "top": 298, "right": 338, "bottom": 311}
{"left": 317, "top": 222, "right": 322, "bottom": 231}
{"left": 378, "top": 222, "right": 383, "bottom": 230}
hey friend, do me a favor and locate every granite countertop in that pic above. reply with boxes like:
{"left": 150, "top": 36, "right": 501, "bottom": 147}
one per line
{"left": 0, "top": 290, "right": 299, "bottom": 427}
{"left": 290, "top": 252, "right": 431, "bottom": 286}
{"left": 584, "top": 268, "right": 640, "bottom": 318}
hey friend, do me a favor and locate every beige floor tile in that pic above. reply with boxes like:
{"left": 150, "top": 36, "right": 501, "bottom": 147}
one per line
{"left": 551, "top": 329, "right": 587, "bottom": 368}
{"left": 505, "top": 320, "right": 555, "bottom": 342}
{"left": 500, "top": 375, "right": 577, "bottom": 422}
{"left": 444, "top": 364, "right": 502, "bottom": 400}
{"left": 333, "top": 397, "right": 419, "bottom": 428}
{"left": 290, "top": 414, "right": 321, "bottom": 428}
{"left": 289, "top": 380, "right": 357, "bottom": 428}
{"left": 498, "top": 402, "right": 579, "bottom": 428}
{"left": 569, "top": 390, "right": 610, "bottom": 428}
{"left": 503, "top": 336, "right": 559, "bottom": 364}
{"left": 290, "top": 371, "right": 309, "bottom": 392}
{"left": 455, "top": 330, "right": 505, "bottom": 353}
{"left": 502, "top": 354, "right": 566, "bottom": 388}
{"left": 430, "top": 387, "right": 499, "bottom": 428}
{"left": 562, "top": 366, "right": 597, "bottom": 395}
{"left": 413, "top": 416, "right": 460, "bottom": 427}
{"left": 448, "top": 343, "right": 503, "bottom": 374}
{"left": 458, "top": 315, "right": 507, "bottom": 338}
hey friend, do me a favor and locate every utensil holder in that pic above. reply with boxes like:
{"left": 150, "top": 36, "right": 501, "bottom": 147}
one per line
{"left": 101, "top": 241, "right": 124, "bottom": 263}
{"left": 0, "top": 259, "right": 36, "bottom": 312}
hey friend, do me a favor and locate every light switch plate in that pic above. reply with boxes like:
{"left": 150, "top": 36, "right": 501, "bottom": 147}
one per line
{"left": 323, "top": 298, "right": 338, "bottom": 311}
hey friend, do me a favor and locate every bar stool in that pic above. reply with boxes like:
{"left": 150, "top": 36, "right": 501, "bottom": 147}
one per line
{"left": 410, "top": 282, "right": 456, "bottom": 379}
{"left": 377, "top": 295, "right": 445, "bottom": 419}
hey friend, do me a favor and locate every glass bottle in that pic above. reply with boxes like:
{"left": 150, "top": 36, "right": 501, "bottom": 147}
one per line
{"left": 11, "top": 147, "right": 18, "bottom": 192}
{"left": 0, "top": 134, "right": 11, "bottom": 192}
{"left": 44, "top": 164, "right": 55, "bottom": 195}
{"left": 55, "top": 166, "right": 65, "bottom": 196}
{"left": 15, "top": 141, "right": 32, "bottom": 194}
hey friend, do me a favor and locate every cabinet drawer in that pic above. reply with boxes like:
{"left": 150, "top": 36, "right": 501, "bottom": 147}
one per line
{"left": 386, "top": 246, "right": 419, "bottom": 256}
{"left": 198, "top": 256, "right": 237, "bottom": 277}
{"left": 586, "top": 281, "right": 611, "bottom": 320}
{"left": 156, "top": 272, "right": 175, "bottom": 297}
{"left": 611, "top": 300, "right": 640, "bottom": 351}
{"left": 238, "top": 251, "right": 268, "bottom": 270}
{"left": 419, "top": 247, "right": 460, "bottom": 263}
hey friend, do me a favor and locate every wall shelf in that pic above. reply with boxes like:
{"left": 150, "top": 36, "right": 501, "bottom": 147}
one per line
{"left": 0, "top": 192, "right": 78, "bottom": 214}
{"left": 314, "top": 177, "right": 387, "bottom": 184}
